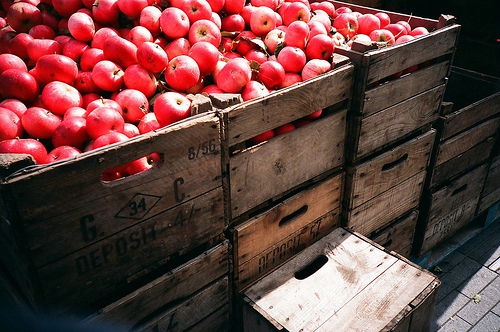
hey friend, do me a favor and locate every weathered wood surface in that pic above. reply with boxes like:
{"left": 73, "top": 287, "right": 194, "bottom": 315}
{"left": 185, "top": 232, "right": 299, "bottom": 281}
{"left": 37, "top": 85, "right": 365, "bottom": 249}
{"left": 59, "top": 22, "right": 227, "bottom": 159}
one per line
{"left": 345, "top": 129, "right": 435, "bottom": 209}
{"left": 229, "top": 109, "right": 346, "bottom": 218}
{"left": 243, "top": 227, "right": 439, "bottom": 332}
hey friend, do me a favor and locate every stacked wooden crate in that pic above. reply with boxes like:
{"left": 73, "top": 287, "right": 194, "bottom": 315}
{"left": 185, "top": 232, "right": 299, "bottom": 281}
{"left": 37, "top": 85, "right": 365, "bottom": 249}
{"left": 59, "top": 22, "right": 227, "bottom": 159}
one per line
{"left": 0, "top": 112, "right": 229, "bottom": 328}
{"left": 328, "top": 1, "right": 460, "bottom": 255}
{"left": 216, "top": 55, "right": 354, "bottom": 293}
{"left": 412, "top": 67, "right": 500, "bottom": 258}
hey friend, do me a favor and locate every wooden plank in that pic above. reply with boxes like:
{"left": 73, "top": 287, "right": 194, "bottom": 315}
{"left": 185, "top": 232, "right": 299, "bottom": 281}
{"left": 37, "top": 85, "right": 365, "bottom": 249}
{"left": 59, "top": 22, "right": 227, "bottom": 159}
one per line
{"left": 482, "top": 155, "right": 500, "bottom": 197}
{"left": 362, "top": 61, "right": 450, "bottom": 117}
{"left": 363, "top": 24, "right": 459, "bottom": 84}
{"left": 133, "top": 276, "right": 229, "bottom": 332}
{"left": 35, "top": 187, "right": 225, "bottom": 312}
{"left": 428, "top": 163, "right": 489, "bottom": 223}
{"left": 370, "top": 210, "right": 418, "bottom": 258}
{"left": 229, "top": 109, "right": 346, "bottom": 218}
{"left": 223, "top": 62, "right": 353, "bottom": 146}
{"left": 83, "top": 241, "right": 229, "bottom": 328}
{"left": 315, "top": 260, "right": 437, "bottom": 332}
{"left": 345, "top": 129, "right": 435, "bottom": 209}
{"left": 235, "top": 209, "right": 340, "bottom": 292}
{"left": 233, "top": 173, "right": 342, "bottom": 267}
{"left": 441, "top": 92, "right": 500, "bottom": 140}
{"left": 435, "top": 117, "right": 500, "bottom": 166}
{"left": 430, "top": 136, "right": 496, "bottom": 188}
{"left": 352, "top": 84, "right": 443, "bottom": 161}
{"left": 345, "top": 171, "right": 426, "bottom": 236}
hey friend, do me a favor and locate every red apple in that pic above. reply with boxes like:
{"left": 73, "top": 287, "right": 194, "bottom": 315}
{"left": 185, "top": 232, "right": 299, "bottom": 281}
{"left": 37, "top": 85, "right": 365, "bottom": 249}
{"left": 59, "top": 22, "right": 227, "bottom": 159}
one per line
{"left": 86, "top": 98, "right": 123, "bottom": 115}
{"left": 86, "top": 106, "right": 125, "bottom": 140}
{"left": 234, "top": 30, "right": 259, "bottom": 55}
{"left": 67, "top": 11, "right": 95, "bottom": 42}
{"left": 410, "top": 26, "right": 429, "bottom": 37}
{"left": 284, "top": 20, "right": 309, "bottom": 49}
{"left": 52, "top": 0, "right": 84, "bottom": 18}
{"left": 245, "top": 49, "right": 268, "bottom": 64}
{"left": 139, "top": 5, "right": 162, "bottom": 37}
{"left": 301, "top": 58, "right": 332, "bottom": 81}
{"left": 21, "top": 106, "right": 61, "bottom": 140}
{"left": 369, "top": 29, "right": 396, "bottom": 45}
{"left": 384, "top": 23, "right": 407, "bottom": 39}
{"left": 35, "top": 53, "right": 79, "bottom": 85}
{"left": 62, "top": 39, "right": 90, "bottom": 63}
{"left": 250, "top": 6, "right": 277, "bottom": 37}
{"left": 281, "top": 1, "right": 311, "bottom": 26}
{"left": 91, "top": 26, "right": 119, "bottom": 49}
{"left": 41, "top": 81, "right": 84, "bottom": 116}
{"left": 6, "top": 32, "right": 33, "bottom": 61}
{"left": 310, "top": 1, "right": 335, "bottom": 19}
{"left": 188, "top": 41, "right": 220, "bottom": 77}
{"left": 0, "top": 138, "right": 47, "bottom": 164}
{"left": 0, "top": 69, "right": 39, "bottom": 103}
{"left": 357, "top": 13, "right": 380, "bottom": 35}
{"left": 64, "top": 106, "right": 87, "bottom": 119}
{"left": 0, "top": 53, "right": 27, "bottom": 74}
{"left": 91, "top": 60, "right": 124, "bottom": 92}
{"left": 241, "top": 80, "right": 269, "bottom": 101}
{"left": 80, "top": 47, "right": 105, "bottom": 72}
{"left": 128, "top": 26, "right": 154, "bottom": 46}
{"left": 123, "top": 64, "right": 157, "bottom": 98}
{"left": 277, "top": 46, "right": 306, "bottom": 73}
{"left": 305, "top": 33, "right": 334, "bottom": 60}
{"left": 188, "top": 19, "right": 221, "bottom": 47}
{"left": 27, "top": 38, "right": 62, "bottom": 62}
{"left": 333, "top": 12, "right": 358, "bottom": 40}
{"left": 28, "top": 24, "right": 56, "bottom": 39}
{"left": 277, "top": 72, "right": 302, "bottom": 88}
{"left": 153, "top": 91, "right": 192, "bottom": 127}
{"left": 221, "top": 14, "right": 245, "bottom": 33}
{"left": 7, "top": 2, "right": 43, "bottom": 33}
{"left": 250, "top": 129, "right": 274, "bottom": 144}
{"left": 375, "top": 12, "right": 391, "bottom": 28}
{"left": 137, "top": 112, "right": 160, "bottom": 134}
{"left": 0, "top": 107, "right": 23, "bottom": 141}
{"left": 165, "top": 37, "right": 191, "bottom": 60}
{"left": 114, "top": 88, "right": 150, "bottom": 123}
{"left": 92, "top": 131, "right": 129, "bottom": 149}
{"left": 274, "top": 122, "right": 295, "bottom": 135}
{"left": 136, "top": 41, "right": 169, "bottom": 74}
{"left": 52, "top": 116, "right": 89, "bottom": 149}
{"left": 165, "top": 54, "right": 200, "bottom": 92}
{"left": 45, "top": 145, "right": 81, "bottom": 164}
{"left": 222, "top": 0, "right": 245, "bottom": 14}
{"left": 102, "top": 35, "right": 138, "bottom": 69}
{"left": 92, "top": 0, "right": 120, "bottom": 26}
{"left": 0, "top": 99, "right": 27, "bottom": 118}
{"left": 206, "top": 0, "right": 224, "bottom": 13}
{"left": 160, "top": 7, "right": 190, "bottom": 40}
{"left": 181, "top": 0, "right": 212, "bottom": 23}
{"left": 215, "top": 57, "right": 252, "bottom": 93}
{"left": 117, "top": 0, "right": 148, "bottom": 19}
{"left": 258, "top": 60, "right": 285, "bottom": 89}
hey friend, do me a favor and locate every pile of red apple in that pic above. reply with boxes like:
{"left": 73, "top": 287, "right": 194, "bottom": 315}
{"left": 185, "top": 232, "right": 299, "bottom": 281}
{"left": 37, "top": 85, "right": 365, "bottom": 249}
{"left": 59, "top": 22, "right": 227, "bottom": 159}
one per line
{"left": 0, "top": 0, "right": 430, "bottom": 179}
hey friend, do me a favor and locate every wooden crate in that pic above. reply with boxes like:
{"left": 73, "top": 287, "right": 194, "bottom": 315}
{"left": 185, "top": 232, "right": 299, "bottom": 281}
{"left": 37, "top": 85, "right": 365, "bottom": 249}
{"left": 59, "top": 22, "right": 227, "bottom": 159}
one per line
{"left": 0, "top": 113, "right": 226, "bottom": 314}
{"left": 342, "top": 129, "right": 435, "bottom": 236}
{"left": 478, "top": 154, "right": 500, "bottom": 214}
{"left": 328, "top": 1, "right": 460, "bottom": 163}
{"left": 81, "top": 240, "right": 230, "bottom": 332}
{"left": 241, "top": 227, "right": 440, "bottom": 332}
{"left": 229, "top": 171, "right": 343, "bottom": 293}
{"left": 370, "top": 210, "right": 419, "bottom": 259}
{"left": 219, "top": 56, "right": 354, "bottom": 220}
{"left": 428, "top": 68, "right": 500, "bottom": 188}
{"left": 414, "top": 163, "right": 489, "bottom": 257}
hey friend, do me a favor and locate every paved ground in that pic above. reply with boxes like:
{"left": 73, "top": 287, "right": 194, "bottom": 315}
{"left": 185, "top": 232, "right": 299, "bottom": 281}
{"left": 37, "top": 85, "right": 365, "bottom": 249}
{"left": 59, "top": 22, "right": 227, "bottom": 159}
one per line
{"left": 429, "top": 207, "right": 500, "bottom": 332}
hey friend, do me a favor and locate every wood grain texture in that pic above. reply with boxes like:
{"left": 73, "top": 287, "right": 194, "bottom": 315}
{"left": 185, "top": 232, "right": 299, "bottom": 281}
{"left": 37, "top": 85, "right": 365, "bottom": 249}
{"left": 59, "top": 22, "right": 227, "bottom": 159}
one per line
{"left": 345, "top": 129, "right": 435, "bottom": 209}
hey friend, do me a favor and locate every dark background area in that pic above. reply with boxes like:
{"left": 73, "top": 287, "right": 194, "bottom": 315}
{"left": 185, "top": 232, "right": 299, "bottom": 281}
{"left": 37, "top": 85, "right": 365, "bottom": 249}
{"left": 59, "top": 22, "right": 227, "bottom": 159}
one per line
{"left": 347, "top": 0, "right": 500, "bottom": 78}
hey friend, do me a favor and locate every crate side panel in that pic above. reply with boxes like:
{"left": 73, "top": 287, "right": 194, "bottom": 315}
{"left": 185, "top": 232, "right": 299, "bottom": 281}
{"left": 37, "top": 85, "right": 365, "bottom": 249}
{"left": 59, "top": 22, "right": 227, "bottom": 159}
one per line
{"left": 225, "top": 64, "right": 354, "bottom": 146}
{"left": 352, "top": 85, "right": 443, "bottom": 160}
{"left": 35, "top": 187, "right": 225, "bottom": 311}
{"left": 230, "top": 110, "right": 346, "bottom": 218}
{"left": 346, "top": 129, "right": 435, "bottom": 209}
{"left": 346, "top": 171, "right": 426, "bottom": 236}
